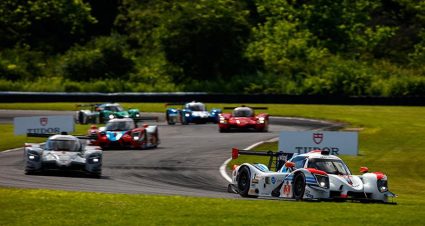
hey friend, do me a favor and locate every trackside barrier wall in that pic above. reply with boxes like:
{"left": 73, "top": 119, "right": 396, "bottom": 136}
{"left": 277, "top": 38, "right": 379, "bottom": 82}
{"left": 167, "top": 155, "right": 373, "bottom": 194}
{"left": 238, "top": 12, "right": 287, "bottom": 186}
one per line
{"left": 0, "top": 92, "right": 424, "bottom": 106}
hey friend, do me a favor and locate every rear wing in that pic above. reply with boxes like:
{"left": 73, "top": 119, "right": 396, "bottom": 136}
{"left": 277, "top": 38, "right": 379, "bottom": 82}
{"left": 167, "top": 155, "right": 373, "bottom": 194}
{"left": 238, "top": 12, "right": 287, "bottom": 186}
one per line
{"left": 232, "top": 148, "right": 292, "bottom": 171}
{"left": 27, "top": 133, "right": 96, "bottom": 140}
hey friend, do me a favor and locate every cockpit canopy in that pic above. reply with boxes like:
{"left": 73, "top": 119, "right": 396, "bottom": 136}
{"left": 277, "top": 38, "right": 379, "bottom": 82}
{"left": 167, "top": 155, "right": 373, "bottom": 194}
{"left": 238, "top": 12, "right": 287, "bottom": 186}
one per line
{"left": 232, "top": 107, "right": 254, "bottom": 117}
{"left": 46, "top": 138, "right": 80, "bottom": 152}
{"left": 106, "top": 119, "right": 135, "bottom": 131}
{"left": 307, "top": 158, "right": 351, "bottom": 175}
{"left": 102, "top": 104, "right": 124, "bottom": 112}
{"left": 185, "top": 102, "right": 206, "bottom": 111}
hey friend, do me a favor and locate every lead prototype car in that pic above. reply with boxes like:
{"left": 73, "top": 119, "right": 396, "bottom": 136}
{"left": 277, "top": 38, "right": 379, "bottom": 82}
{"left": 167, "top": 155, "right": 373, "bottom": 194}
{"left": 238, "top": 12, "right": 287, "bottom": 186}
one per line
{"left": 218, "top": 106, "right": 269, "bottom": 132}
{"left": 228, "top": 148, "right": 396, "bottom": 203}
{"left": 24, "top": 134, "right": 102, "bottom": 177}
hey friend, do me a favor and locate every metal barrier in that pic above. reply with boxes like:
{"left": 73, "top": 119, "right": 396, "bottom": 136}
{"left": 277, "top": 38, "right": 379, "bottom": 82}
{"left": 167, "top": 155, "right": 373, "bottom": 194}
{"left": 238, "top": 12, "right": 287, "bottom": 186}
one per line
{"left": 0, "top": 91, "right": 424, "bottom": 106}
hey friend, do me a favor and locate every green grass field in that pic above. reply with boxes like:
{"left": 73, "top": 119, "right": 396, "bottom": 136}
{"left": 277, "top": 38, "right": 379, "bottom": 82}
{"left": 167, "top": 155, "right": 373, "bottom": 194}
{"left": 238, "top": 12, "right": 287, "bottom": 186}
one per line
{"left": 1, "top": 103, "right": 425, "bottom": 225}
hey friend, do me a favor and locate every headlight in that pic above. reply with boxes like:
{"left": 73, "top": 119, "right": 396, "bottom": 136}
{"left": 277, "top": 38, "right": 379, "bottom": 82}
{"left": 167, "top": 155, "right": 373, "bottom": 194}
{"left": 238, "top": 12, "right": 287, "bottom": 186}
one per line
{"left": 133, "top": 136, "right": 140, "bottom": 140}
{"left": 136, "top": 114, "right": 140, "bottom": 117}
{"left": 315, "top": 174, "right": 329, "bottom": 188}
{"left": 88, "top": 156, "right": 101, "bottom": 164}
{"left": 257, "top": 117, "right": 265, "bottom": 124}
{"left": 185, "top": 113, "right": 190, "bottom": 117}
{"left": 377, "top": 180, "right": 388, "bottom": 193}
{"left": 108, "top": 115, "right": 114, "bottom": 119}
{"left": 27, "top": 152, "right": 40, "bottom": 161}
{"left": 219, "top": 117, "right": 227, "bottom": 124}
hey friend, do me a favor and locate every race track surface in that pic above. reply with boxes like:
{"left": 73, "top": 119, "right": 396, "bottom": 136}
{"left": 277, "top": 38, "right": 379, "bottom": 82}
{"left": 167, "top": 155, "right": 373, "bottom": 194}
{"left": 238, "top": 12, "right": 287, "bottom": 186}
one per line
{"left": 0, "top": 110, "right": 339, "bottom": 198}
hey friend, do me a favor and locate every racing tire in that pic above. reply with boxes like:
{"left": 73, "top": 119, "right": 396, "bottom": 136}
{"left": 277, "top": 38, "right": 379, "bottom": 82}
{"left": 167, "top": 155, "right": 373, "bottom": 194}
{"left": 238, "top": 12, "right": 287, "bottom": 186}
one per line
{"left": 219, "top": 128, "right": 228, "bottom": 133}
{"left": 181, "top": 117, "right": 188, "bottom": 125}
{"left": 24, "top": 169, "right": 37, "bottom": 175}
{"left": 90, "top": 172, "right": 102, "bottom": 179}
{"left": 262, "top": 121, "right": 269, "bottom": 132}
{"left": 237, "top": 166, "right": 256, "bottom": 198}
{"left": 166, "top": 112, "right": 175, "bottom": 125}
{"left": 78, "top": 111, "right": 86, "bottom": 124}
{"left": 293, "top": 173, "right": 306, "bottom": 200}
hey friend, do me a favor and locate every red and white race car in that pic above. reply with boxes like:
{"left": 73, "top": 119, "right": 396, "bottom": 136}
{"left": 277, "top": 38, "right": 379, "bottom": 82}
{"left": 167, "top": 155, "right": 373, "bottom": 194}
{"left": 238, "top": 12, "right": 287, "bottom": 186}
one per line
{"left": 218, "top": 106, "right": 269, "bottom": 132}
{"left": 88, "top": 118, "right": 159, "bottom": 149}
{"left": 228, "top": 148, "right": 396, "bottom": 203}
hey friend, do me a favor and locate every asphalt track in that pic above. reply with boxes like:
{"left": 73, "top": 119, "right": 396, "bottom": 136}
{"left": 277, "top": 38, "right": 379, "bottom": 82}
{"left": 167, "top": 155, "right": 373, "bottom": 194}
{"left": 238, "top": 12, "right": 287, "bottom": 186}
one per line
{"left": 0, "top": 110, "right": 341, "bottom": 198}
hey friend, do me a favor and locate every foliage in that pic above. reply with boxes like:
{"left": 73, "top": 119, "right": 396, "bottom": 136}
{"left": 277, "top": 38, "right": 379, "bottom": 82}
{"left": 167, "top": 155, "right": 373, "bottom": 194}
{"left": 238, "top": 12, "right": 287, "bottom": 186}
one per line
{"left": 0, "top": 0, "right": 96, "bottom": 52}
{"left": 1, "top": 0, "right": 425, "bottom": 96}
{"left": 60, "top": 35, "right": 135, "bottom": 81}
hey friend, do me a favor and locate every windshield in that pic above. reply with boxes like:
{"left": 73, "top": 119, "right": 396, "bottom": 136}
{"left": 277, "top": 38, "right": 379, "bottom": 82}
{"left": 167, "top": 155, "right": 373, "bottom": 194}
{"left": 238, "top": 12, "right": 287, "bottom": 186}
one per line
{"left": 232, "top": 108, "right": 254, "bottom": 117}
{"left": 46, "top": 139, "right": 80, "bottom": 152}
{"left": 187, "top": 103, "right": 205, "bottom": 111}
{"left": 105, "top": 121, "right": 134, "bottom": 131}
{"left": 104, "top": 105, "right": 124, "bottom": 112}
{"left": 307, "top": 158, "right": 351, "bottom": 175}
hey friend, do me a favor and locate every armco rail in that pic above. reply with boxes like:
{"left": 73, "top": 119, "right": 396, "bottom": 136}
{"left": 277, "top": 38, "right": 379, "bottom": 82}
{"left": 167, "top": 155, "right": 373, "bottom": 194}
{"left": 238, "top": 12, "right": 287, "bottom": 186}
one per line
{"left": 0, "top": 91, "right": 424, "bottom": 106}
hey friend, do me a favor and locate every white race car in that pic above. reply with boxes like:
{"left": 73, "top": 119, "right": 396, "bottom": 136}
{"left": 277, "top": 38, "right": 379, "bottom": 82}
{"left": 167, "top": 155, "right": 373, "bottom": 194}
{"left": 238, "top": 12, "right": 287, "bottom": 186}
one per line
{"left": 228, "top": 148, "right": 396, "bottom": 203}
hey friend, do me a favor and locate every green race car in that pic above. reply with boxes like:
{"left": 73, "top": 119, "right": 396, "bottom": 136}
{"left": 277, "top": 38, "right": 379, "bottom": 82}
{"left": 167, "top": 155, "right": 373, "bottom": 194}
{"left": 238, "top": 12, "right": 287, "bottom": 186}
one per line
{"left": 76, "top": 103, "right": 141, "bottom": 124}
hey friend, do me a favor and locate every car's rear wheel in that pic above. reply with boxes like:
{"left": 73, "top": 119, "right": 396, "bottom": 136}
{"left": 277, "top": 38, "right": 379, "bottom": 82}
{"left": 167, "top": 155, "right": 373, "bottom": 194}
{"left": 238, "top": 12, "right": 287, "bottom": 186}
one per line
{"left": 293, "top": 173, "right": 306, "bottom": 200}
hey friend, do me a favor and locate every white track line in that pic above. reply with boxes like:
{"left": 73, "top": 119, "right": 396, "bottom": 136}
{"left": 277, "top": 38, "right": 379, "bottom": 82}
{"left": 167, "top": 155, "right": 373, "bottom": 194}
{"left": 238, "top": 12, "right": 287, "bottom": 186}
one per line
{"left": 219, "top": 140, "right": 267, "bottom": 183}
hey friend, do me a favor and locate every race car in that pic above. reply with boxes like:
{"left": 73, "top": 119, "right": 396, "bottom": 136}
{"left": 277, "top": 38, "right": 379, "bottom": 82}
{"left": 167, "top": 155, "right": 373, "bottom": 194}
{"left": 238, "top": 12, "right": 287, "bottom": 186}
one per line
{"left": 24, "top": 133, "right": 102, "bottom": 177}
{"left": 165, "top": 101, "right": 222, "bottom": 125}
{"left": 228, "top": 148, "right": 396, "bottom": 203}
{"left": 218, "top": 106, "right": 269, "bottom": 132}
{"left": 88, "top": 118, "right": 159, "bottom": 149}
{"left": 76, "top": 103, "right": 141, "bottom": 124}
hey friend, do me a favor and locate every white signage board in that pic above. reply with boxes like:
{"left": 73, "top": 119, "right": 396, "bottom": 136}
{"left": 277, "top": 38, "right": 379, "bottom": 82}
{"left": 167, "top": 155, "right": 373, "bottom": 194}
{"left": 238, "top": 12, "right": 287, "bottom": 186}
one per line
{"left": 279, "top": 131, "right": 358, "bottom": 156}
{"left": 14, "top": 115, "right": 75, "bottom": 135}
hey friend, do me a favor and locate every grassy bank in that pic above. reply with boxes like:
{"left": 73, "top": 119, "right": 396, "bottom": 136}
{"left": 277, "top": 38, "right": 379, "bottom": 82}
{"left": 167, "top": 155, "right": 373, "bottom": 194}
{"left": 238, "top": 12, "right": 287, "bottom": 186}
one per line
{"left": 0, "top": 187, "right": 422, "bottom": 226}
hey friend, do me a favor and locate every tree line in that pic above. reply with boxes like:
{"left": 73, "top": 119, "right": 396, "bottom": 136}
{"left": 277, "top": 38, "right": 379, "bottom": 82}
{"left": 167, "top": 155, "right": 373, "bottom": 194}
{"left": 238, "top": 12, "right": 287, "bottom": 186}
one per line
{"left": 1, "top": 0, "right": 424, "bottom": 96}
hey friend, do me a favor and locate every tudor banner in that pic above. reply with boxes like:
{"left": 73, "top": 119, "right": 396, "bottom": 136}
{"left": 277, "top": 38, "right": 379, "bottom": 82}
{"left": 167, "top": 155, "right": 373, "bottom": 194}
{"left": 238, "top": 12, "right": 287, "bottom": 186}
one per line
{"left": 278, "top": 131, "right": 358, "bottom": 156}
{"left": 14, "top": 115, "right": 74, "bottom": 135}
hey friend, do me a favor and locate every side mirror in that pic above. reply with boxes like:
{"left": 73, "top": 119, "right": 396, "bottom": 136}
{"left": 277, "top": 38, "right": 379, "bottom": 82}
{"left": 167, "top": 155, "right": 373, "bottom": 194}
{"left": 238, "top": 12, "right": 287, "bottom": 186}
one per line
{"left": 360, "top": 167, "right": 369, "bottom": 173}
{"left": 285, "top": 161, "right": 295, "bottom": 168}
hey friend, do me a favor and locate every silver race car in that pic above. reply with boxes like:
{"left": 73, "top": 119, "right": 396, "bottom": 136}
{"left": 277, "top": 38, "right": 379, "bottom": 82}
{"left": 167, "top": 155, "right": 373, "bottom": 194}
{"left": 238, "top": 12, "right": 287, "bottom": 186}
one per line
{"left": 24, "top": 134, "right": 102, "bottom": 178}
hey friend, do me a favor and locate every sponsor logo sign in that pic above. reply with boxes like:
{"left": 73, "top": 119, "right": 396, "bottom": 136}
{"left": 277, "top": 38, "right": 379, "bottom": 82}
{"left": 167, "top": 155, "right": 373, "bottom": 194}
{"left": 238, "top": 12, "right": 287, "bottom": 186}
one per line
{"left": 278, "top": 131, "right": 358, "bottom": 156}
{"left": 14, "top": 115, "right": 74, "bottom": 135}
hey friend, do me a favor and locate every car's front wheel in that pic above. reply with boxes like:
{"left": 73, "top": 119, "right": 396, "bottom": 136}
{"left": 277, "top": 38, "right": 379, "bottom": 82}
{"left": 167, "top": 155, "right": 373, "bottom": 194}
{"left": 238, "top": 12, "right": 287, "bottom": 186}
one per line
{"left": 237, "top": 166, "right": 256, "bottom": 198}
{"left": 293, "top": 173, "right": 306, "bottom": 200}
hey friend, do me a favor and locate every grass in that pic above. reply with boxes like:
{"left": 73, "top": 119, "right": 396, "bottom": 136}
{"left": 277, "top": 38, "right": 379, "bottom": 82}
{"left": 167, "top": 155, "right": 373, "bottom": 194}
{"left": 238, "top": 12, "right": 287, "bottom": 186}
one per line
{"left": 1, "top": 103, "right": 425, "bottom": 225}
{"left": 0, "top": 187, "right": 422, "bottom": 226}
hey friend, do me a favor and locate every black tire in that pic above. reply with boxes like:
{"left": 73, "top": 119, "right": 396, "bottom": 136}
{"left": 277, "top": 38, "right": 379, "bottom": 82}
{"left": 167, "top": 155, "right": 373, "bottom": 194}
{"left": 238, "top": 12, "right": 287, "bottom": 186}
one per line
{"left": 293, "top": 173, "right": 306, "bottom": 200}
{"left": 78, "top": 111, "right": 86, "bottom": 124}
{"left": 181, "top": 116, "right": 188, "bottom": 125}
{"left": 237, "top": 167, "right": 252, "bottom": 197}
{"left": 262, "top": 121, "right": 269, "bottom": 132}
{"left": 24, "top": 169, "right": 36, "bottom": 175}
{"left": 91, "top": 172, "right": 102, "bottom": 178}
{"left": 219, "top": 128, "right": 228, "bottom": 133}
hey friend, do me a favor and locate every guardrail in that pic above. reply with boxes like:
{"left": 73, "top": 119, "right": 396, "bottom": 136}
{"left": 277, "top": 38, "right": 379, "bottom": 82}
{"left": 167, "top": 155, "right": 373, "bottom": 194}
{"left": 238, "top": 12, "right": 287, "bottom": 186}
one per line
{"left": 0, "top": 92, "right": 424, "bottom": 106}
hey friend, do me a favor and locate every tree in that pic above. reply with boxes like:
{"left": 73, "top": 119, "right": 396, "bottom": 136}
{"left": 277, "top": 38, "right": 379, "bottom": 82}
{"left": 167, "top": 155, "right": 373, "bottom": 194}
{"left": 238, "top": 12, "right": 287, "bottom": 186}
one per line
{"left": 159, "top": 0, "right": 251, "bottom": 83}
{"left": 0, "top": 0, "right": 96, "bottom": 52}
